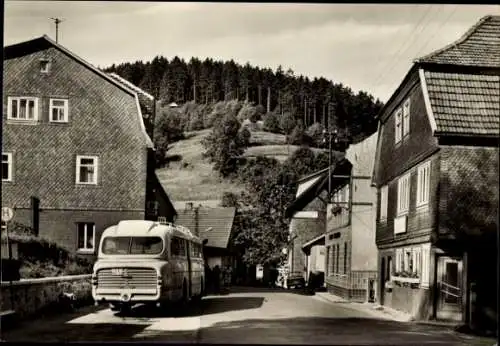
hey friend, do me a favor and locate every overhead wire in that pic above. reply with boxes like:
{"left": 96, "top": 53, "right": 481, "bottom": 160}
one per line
{"left": 414, "top": 5, "right": 459, "bottom": 58}
{"left": 371, "top": 5, "right": 434, "bottom": 88}
{"left": 381, "top": 5, "right": 447, "bottom": 93}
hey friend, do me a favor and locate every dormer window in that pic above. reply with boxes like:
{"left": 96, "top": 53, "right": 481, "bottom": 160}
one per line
{"left": 394, "top": 97, "right": 411, "bottom": 144}
{"left": 40, "top": 59, "right": 51, "bottom": 73}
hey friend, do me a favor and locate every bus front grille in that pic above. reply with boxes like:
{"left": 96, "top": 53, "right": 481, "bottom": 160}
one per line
{"left": 96, "top": 267, "right": 157, "bottom": 289}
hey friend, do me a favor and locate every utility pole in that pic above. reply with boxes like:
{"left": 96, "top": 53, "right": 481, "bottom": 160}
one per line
{"left": 50, "top": 17, "right": 65, "bottom": 43}
{"left": 322, "top": 101, "right": 338, "bottom": 203}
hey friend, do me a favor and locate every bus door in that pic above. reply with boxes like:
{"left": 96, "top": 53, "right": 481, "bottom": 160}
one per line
{"left": 186, "top": 240, "right": 193, "bottom": 297}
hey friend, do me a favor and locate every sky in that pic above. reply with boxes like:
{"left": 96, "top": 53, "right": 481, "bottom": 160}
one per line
{"left": 4, "top": 2, "right": 499, "bottom": 103}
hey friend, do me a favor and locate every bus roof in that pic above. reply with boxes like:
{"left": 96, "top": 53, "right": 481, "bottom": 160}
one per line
{"left": 101, "top": 220, "right": 202, "bottom": 243}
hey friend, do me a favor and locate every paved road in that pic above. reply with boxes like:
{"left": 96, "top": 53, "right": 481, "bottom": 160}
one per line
{"left": 1, "top": 288, "right": 495, "bottom": 345}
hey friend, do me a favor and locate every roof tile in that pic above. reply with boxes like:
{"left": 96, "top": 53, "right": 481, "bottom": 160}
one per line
{"left": 175, "top": 207, "right": 236, "bottom": 249}
{"left": 424, "top": 71, "right": 500, "bottom": 136}
{"left": 416, "top": 15, "right": 500, "bottom": 68}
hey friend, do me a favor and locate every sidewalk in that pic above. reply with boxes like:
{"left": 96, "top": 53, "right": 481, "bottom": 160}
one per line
{"left": 314, "top": 291, "right": 414, "bottom": 323}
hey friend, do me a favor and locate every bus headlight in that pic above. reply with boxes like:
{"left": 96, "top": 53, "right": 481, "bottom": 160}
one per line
{"left": 91, "top": 275, "right": 98, "bottom": 286}
{"left": 157, "top": 276, "right": 162, "bottom": 286}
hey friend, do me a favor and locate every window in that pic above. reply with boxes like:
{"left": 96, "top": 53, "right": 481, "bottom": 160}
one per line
{"left": 380, "top": 185, "right": 388, "bottom": 220}
{"left": 326, "top": 247, "right": 330, "bottom": 275}
{"left": 343, "top": 242, "right": 348, "bottom": 274}
{"left": 2, "top": 153, "right": 13, "bottom": 182}
{"left": 77, "top": 222, "right": 95, "bottom": 252}
{"left": 328, "top": 246, "right": 334, "bottom": 275}
{"left": 413, "top": 247, "right": 421, "bottom": 276}
{"left": 40, "top": 59, "right": 51, "bottom": 73}
{"left": 49, "top": 99, "right": 69, "bottom": 123}
{"left": 335, "top": 244, "right": 340, "bottom": 273}
{"left": 421, "top": 244, "right": 431, "bottom": 287}
{"left": 402, "top": 99, "right": 411, "bottom": 136}
{"left": 147, "top": 201, "right": 160, "bottom": 215}
{"left": 397, "top": 173, "right": 411, "bottom": 215}
{"left": 76, "top": 156, "right": 98, "bottom": 185}
{"left": 171, "top": 237, "right": 186, "bottom": 257}
{"left": 190, "top": 243, "right": 199, "bottom": 258}
{"left": 417, "top": 161, "right": 431, "bottom": 207}
{"left": 102, "top": 236, "right": 163, "bottom": 255}
{"left": 395, "top": 248, "right": 403, "bottom": 273}
{"left": 130, "top": 237, "right": 163, "bottom": 255}
{"left": 404, "top": 248, "right": 412, "bottom": 272}
{"left": 332, "top": 245, "right": 336, "bottom": 274}
{"left": 7, "top": 97, "right": 39, "bottom": 121}
{"left": 394, "top": 108, "right": 402, "bottom": 144}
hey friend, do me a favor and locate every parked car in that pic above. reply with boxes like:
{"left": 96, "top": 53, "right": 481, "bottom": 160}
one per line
{"left": 287, "top": 272, "right": 305, "bottom": 289}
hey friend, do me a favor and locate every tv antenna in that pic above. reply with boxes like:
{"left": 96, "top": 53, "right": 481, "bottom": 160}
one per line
{"left": 50, "top": 17, "right": 65, "bottom": 43}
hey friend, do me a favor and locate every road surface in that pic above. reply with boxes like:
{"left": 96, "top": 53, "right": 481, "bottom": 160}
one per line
{"left": 1, "top": 288, "right": 495, "bottom": 345}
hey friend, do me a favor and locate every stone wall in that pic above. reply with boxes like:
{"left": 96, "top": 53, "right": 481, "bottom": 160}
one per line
{"left": 1, "top": 274, "right": 92, "bottom": 319}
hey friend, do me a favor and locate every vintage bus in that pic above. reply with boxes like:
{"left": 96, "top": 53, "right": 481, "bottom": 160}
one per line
{"left": 91, "top": 219, "right": 206, "bottom": 313}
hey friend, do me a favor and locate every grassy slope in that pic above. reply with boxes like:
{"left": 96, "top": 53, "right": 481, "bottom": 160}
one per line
{"left": 157, "top": 129, "right": 326, "bottom": 201}
{"left": 156, "top": 129, "right": 244, "bottom": 201}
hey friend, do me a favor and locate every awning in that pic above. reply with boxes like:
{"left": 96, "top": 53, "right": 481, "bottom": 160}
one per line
{"left": 301, "top": 234, "right": 326, "bottom": 255}
{"left": 285, "top": 158, "right": 353, "bottom": 218}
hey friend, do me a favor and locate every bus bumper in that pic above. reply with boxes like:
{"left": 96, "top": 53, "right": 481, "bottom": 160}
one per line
{"left": 93, "top": 288, "right": 161, "bottom": 305}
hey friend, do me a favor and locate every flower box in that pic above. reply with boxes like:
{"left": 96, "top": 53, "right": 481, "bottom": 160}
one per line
{"left": 391, "top": 276, "right": 420, "bottom": 284}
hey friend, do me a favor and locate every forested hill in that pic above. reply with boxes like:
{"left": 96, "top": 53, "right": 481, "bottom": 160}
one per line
{"left": 103, "top": 56, "right": 384, "bottom": 143}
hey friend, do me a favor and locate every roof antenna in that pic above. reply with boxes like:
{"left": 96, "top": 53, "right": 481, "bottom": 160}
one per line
{"left": 50, "top": 17, "right": 65, "bottom": 43}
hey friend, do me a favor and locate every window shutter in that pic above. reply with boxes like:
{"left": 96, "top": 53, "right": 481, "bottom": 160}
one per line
{"left": 421, "top": 244, "right": 431, "bottom": 287}
{"left": 403, "top": 99, "right": 411, "bottom": 136}
{"left": 414, "top": 247, "right": 421, "bottom": 276}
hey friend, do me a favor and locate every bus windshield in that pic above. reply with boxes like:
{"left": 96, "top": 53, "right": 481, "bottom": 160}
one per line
{"left": 102, "top": 236, "right": 164, "bottom": 255}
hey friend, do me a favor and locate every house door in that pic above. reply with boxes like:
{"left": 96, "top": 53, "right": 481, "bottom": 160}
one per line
{"left": 436, "top": 256, "right": 463, "bottom": 321}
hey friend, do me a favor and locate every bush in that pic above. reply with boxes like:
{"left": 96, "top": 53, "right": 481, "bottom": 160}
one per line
{"left": 58, "top": 280, "right": 92, "bottom": 301}
{"left": 306, "top": 122, "right": 325, "bottom": 148}
{"left": 2, "top": 223, "right": 93, "bottom": 279}
{"left": 20, "top": 261, "right": 64, "bottom": 278}
{"left": 187, "top": 114, "right": 205, "bottom": 131}
{"left": 221, "top": 192, "right": 240, "bottom": 208}
{"left": 288, "top": 124, "right": 313, "bottom": 146}
{"left": 263, "top": 112, "right": 281, "bottom": 134}
{"left": 237, "top": 102, "right": 257, "bottom": 123}
{"left": 202, "top": 113, "right": 249, "bottom": 178}
{"left": 279, "top": 112, "right": 296, "bottom": 135}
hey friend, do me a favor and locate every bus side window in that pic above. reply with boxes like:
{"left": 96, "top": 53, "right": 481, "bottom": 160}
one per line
{"left": 180, "top": 239, "right": 187, "bottom": 257}
{"left": 171, "top": 237, "right": 179, "bottom": 256}
{"left": 190, "top": 241, "right": 196, "bottom": 258}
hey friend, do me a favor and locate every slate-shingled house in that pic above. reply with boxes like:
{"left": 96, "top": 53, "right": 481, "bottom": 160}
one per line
{"left": 372, "top": 15, "right": 499, "bottom": 328}
{"left": 175, "top": 203, "right": 237, "bottom": 270}
{"left": 2, "top": 35, "right": 176, "bottom": 257}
